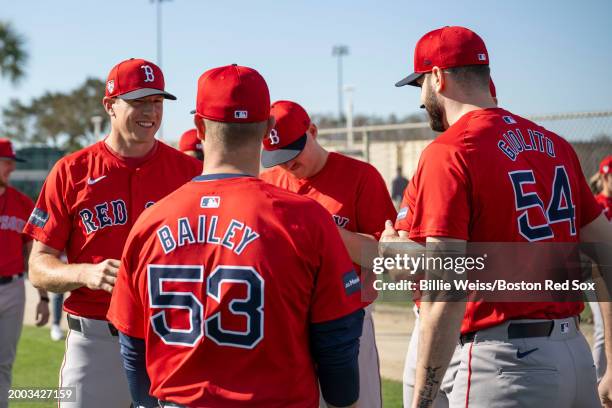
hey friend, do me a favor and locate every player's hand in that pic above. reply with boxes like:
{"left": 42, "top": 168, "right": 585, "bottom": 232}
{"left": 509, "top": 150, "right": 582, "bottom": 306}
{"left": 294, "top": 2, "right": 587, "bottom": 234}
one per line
{"left": 379, "top": 220, "right": 410, "bottom": 254}
{"left": 35, "top": 299, "right": 50, "bottom": 327}
{"left": 599, "top": 369, "right": 612, "bottom": 407}
{"left": 80, "top": 259, "right": 120, "bottom": 293}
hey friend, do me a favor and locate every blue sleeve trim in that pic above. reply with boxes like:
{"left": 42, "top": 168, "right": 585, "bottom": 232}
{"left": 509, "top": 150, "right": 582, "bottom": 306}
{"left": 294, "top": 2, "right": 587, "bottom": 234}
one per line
{"left": 310, "top": 308, "right": 365, "bottom": 407}
{"left": 118, "top": 333, "right": 158, "bottom": 408}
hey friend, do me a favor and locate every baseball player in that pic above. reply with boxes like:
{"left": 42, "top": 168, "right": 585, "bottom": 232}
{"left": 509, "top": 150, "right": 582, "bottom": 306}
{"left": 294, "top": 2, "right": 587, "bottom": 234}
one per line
{"left": 107, "top": 64, "right": 364, "bottom": 408}
{"left": 178, "top": 128, "right": 203, "bottom": 161}
{"left": 24, "top": 58, "right": 201, "bottom": 408}
{"left": 0, "top": 138, "right": 49, "bottom": 408}
{"left": 259, "top": 100, "right": 397, "bottom": 408}
{"left": 588, "top": 155, "right": 612, "bottom": 382}
{"left": 400, "top": 76, "right": 500, "bottom": 408}
{"left": 381, "top": 26, "right": 612, "bottom": 407}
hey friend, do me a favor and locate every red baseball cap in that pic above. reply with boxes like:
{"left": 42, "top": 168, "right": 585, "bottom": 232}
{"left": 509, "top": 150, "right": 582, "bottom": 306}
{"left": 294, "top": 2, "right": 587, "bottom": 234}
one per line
{"left": 396, "top": 26, "right": 489, "bottom": 87}
{"left": 0, "top": 139, "right": 24, "bottom": 162}
{"left": 193, "top": 64, "right": 270, "bottom": 123}
{"left": 178, "top": 128, "right": 202, "bottom": 152}
{"left": 600, "top": 156, "right": 612, "bottom": 175}
{"left": 105, "top": 58, "right": 176, "bottom": 100}
{"left": 261, "top": 101, "right": 311, "bottom": 168}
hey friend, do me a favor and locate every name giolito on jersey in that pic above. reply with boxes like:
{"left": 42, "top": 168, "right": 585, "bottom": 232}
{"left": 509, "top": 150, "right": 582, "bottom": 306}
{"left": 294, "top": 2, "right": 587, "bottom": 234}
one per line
{"left": 156, "top": 215, "right": 259, "bottom": 255}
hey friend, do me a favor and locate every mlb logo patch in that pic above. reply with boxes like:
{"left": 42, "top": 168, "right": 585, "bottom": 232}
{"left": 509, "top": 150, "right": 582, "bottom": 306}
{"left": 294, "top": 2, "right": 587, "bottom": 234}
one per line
{"left": 477, "top": 53, "right": 487, "bottom": 61}
{"left": 107, "top": 80, "right": 115, "bottom": 94}
{"left": 234, "top": 110, "right": 248, "bottom": 119}
{"left": 200, "top": 196, "right": 221, "bottom": 208}
{"left": 560, "top": 322, "right": 569, "bottom": 334}
{"left": 503, "top": 116, "right": 517, "bottom": 124}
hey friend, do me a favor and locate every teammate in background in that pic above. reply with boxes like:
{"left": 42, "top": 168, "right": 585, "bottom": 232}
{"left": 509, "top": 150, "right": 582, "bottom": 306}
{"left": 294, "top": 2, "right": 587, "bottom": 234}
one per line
{"left": 24, "top": 59, "right": 201, "bottom": 408}
{"left": 108, "top": 64, "right": 364, "bottom": 408}
{"left": 382, "top": 26, "right": 612, "bottom": 407}
{"left": 595, "top": 156, "right": 612, "bottom": 219}
{"left": 0, "top": 138, "right": 49, "bottom": 408}
{"left": 391, "top": 167, "right": 408, "bottom": 208}
{"left": 178, "top": 128, "right": 203, "bottom": 161}
{"left": 50, "top": 292, "right": 65, "bottom": 341}
{"left": 589, "top": 155, "right": 612, "bottom": 383}
{"left": 260, "top": 100, "right": 396, "bottom": 408}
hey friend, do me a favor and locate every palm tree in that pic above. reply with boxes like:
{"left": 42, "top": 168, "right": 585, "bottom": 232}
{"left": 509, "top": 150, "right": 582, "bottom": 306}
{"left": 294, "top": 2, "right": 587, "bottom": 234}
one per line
{"left": 0, "top": 21, "right": 27, "bottom": 84}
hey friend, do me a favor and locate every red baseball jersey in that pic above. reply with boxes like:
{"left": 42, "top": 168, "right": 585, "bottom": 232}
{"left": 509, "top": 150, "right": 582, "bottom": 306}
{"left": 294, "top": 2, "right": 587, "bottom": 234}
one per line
{"left": 261, "top": 152, "right": 396, "bottom": 300}
{"left": 396, "top": 108, "right": 603, "bottom": 334}
{"left": 107, "top": 175, "right": 362, "bottom": 407}
{"left": 23, "top": 140, "right": 201, "bottom": 319}
{"left": 0, "top": 186, "right": 34, "bottom": 277}
{"left": 595, "top": 193, "right": 612, "bottom": 220}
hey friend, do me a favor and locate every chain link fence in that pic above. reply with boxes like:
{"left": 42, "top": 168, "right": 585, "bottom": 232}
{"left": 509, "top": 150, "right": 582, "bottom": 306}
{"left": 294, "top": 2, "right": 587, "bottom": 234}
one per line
{"left": 317, "top": 111, "right": 612, "bottom": 189}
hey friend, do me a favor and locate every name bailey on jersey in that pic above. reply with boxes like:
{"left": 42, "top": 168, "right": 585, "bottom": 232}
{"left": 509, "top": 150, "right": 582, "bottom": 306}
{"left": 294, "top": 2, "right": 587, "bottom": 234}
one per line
{"left": 156, "top": 214, "right": 260, "bottom": 256}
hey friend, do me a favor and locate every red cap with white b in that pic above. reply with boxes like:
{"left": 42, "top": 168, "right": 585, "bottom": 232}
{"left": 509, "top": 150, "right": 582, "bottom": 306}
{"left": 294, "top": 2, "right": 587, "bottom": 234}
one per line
{"left": 105, "top": 58, "right": 176, "bottom": 100}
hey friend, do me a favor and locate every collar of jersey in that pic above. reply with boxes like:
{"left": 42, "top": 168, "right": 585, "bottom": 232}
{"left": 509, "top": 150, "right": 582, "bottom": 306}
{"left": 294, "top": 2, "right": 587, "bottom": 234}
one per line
{"left": 192, "top": 173, "right": 253, "bottom": 182}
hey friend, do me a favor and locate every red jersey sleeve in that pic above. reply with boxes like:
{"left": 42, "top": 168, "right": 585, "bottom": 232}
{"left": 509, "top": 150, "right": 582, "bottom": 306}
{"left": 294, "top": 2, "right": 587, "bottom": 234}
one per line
{"left": 22, "top": 161, "right": 72, "bottom": 250}
{"left": 409, "top": 142, "right": 471, "bottom": 240}
{"left": 356, "top": 165, "right": 397, "bottom": 240}
{"left": 309, "top": 206, "right": 364, "bottom": 323}
{"left": 107, "top": 226, "right": 146, "bottom": 338}
{"left": 395, "top": 180, "right": 413, "bottom": 232}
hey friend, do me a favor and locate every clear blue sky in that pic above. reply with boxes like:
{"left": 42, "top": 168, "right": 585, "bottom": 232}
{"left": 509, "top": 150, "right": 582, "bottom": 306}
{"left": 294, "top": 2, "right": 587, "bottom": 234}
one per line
{"left": 2, "top": 0, "right": 611, "bottom": 144}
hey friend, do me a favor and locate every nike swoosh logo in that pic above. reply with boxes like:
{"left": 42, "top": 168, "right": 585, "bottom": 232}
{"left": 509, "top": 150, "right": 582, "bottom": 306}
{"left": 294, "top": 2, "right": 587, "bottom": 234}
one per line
{"left": 516, "top": 347, "right": 539, "bottom": 359}
{"left": 87, "top": 175, "right": 107, "bottom": 185}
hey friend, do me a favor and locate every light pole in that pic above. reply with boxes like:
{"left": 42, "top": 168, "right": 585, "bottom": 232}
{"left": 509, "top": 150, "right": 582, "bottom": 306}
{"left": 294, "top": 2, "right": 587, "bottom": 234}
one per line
{"left": 91, "top": 116, "right": 103, "bottom": 141}
{"left": 332, "top": 45, "right": 349, "bottom": 125}
{"left": 151, "top": 0, "right": 171, "bottom": 139}
{"left": 344, "top": 85, "right": 355, "bottom": 149}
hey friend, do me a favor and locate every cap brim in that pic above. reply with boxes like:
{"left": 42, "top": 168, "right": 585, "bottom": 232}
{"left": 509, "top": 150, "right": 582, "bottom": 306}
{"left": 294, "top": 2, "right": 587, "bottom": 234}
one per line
{"left": 261, "top": 134, "right": 307, "bottom": 168}
{"left": 395, "top": 72, "right": 423, "bottom": 87}
{"left": 0, "top": 155, "right": 25, "bottom": 162}
{"left": 118, "top": 88, "right": 177, "bottom": 100}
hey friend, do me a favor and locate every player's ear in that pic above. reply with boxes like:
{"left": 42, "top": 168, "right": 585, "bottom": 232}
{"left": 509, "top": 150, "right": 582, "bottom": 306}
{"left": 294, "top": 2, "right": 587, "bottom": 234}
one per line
{"left": 308, "top": 123, "right": 318, "bottom": 140}
{"left": 431, "top": 66, "right": 445, "bottom": 93}
{"left": 193, "top": 115, "right": 206, "bottom": 141}
{"left": 103, "top": 97, "right": 116, "bottom": 117}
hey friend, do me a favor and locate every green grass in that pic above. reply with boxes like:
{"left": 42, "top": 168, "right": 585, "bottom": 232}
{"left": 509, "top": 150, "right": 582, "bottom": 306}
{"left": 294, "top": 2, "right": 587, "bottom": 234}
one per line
{"left": 11, "top": 326, "right": 404, "bottom": 407}
{"left": 382, "top": 377, "right": 403, "bottom": 407}
{"left": 11, "top": 326, "right": 65, "bottom": 407}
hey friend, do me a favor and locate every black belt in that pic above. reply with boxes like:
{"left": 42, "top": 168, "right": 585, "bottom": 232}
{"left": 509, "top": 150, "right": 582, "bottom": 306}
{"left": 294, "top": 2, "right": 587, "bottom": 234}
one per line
{"left": 67, "top": 314, "right": 119, "bottom": 337}
{"left": 0, "top": 273, "right": 23, "bottom": 285}
{"left": 460, "top": 320, "right": 555, "bottom": 345}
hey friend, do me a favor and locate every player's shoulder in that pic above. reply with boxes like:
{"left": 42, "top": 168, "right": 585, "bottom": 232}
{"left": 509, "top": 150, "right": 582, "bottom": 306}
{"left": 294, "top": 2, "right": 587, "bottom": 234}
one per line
{"left": 48, "top": 141, "right": 104, "bottom": 180}
{"left": 6, "top": 186, "right": 33, "bottom": 206}
{"left": 259, "top": 166, "right": 285, "bottom": 183}
{"left": 258, "top": 179, "right": 333, "bottom": 217}
{"left": 329, "top": 151, "right": 377, "bottom": 173}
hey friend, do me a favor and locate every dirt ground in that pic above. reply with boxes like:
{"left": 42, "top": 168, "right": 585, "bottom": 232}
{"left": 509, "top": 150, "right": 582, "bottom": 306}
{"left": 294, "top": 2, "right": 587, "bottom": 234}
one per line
{"left": 23, "top": 281, "right": 595, "bottom": 383}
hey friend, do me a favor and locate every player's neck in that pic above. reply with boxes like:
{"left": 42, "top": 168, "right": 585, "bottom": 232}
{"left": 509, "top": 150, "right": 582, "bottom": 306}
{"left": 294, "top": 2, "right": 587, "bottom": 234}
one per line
{"left": 444, "top": 95, "right": 497, "bottom": 128}
{"left": 0, "top": 186, "right": 6, "bottom": 196}
{"left": 202, "top": 156, "right": 259, "bottom": 178}
{"left": 105, "top": 131, "right": 157, "bottom": 158}
{"left": 303, "top": 146, "right": 329, "bottom": 179}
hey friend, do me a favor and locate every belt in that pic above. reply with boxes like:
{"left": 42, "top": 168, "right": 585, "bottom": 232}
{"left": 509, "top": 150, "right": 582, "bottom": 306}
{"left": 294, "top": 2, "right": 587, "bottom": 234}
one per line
{"left": 460, "top": 320, "right": 555, "bottom": 345}
{"left": 0, "top": 273, "right": 24, "bottom": 285}
{"left": 159, "top": 402, "right": 185, "bottom": 408}
{"left": 67, "top": 314, "right": 119, "bottom": 337}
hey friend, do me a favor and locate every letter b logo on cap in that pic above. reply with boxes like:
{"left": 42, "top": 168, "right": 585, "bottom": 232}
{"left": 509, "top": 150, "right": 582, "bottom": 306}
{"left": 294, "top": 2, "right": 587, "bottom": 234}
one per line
{"left": 141, "top": 65, "right": 155, "bottom": 82}
{"left": 269, "top": 129, "right": 280, "bottom": 145}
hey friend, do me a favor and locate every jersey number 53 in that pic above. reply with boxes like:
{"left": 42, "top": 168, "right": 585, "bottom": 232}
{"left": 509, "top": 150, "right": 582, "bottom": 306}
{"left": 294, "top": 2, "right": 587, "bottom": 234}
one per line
{"left": 147, "top": 265, "right": 264, "bottom": 349}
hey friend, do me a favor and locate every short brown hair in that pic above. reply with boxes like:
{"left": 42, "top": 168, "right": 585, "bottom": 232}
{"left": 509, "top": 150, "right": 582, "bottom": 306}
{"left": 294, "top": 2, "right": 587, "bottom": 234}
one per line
{"left": 444, "top": 64, "right": 490, "bottom": 92}
{"left": 203, "top": 119, "right": 268, "bottom": 150}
